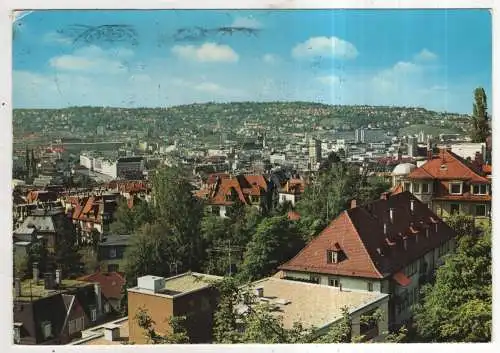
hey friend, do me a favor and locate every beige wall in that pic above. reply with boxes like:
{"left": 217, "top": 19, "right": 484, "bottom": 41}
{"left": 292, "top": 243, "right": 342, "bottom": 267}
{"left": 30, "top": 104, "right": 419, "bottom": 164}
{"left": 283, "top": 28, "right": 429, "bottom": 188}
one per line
{"left": 127, "top": 291, "right": 173, "bottom": 344}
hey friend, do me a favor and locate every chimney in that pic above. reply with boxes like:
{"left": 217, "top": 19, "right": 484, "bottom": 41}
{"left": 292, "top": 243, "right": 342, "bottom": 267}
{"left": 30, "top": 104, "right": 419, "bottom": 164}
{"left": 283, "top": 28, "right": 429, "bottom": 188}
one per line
{"left": 403, "top": 238, "right": 408, "bottom": 251}
{"left": 383, "top": 223, "right": 388, "bottom": 235}
{"left": 95, "top": 283, "right": 102, "bottom": 316}
{"left": 410, "top": 199, "right": 415, "bottom": 214}
{"left": 55, "top": 269, "right": 62, "bottom": 285}
{"left": 33, "top": 262, "right": 39, "bottom": 283}
{"left": 350, "top": 199, "right": 357, "bottom": 209}
{"left": 427, "top": 149, "right": 433, "bottom": 161}
{"left": 255, "top": 287, "right": 264, "bottom": 298}
{"left": 389, "top": 208, "right": 395, "bottom": 224}
{"left": 339, "top": 283, "right": 343, "bottom": 292}
{"left": 44, "top": 273, "right": 55, "bottom": 290}
{"left": 104, "top": 324, "right": 120, "bottom": 342}
{"left": 14, "top": 278, "right": 21, "bottom": 297}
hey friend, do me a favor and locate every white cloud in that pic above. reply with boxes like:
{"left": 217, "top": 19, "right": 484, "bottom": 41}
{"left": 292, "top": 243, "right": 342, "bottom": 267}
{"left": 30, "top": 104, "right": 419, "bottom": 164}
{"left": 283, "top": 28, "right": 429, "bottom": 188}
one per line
{"left": 292, "top": 36, "right": 358, "bottom": 60}
{"left": 316, "top": 75, "right": 341, "bottom": 86}
{"left": 414, "top": 48, "right": 438, "bottom": 62}
{"left": 49, "top": 45, "right": 134, "bottom": 74}
{"left": 263, "top": 54, "right": 280, "bottom": 64}
{"left": 171, "top": 43, "right": 239, "bottom": 63}
{"left": 194, "top": 82, "right": 223, "bottom": 92}
{"left": 43, "top": 31, "right": 73, "bottom": 45}
{"left": 231, "top": 16, "right": 263, "bottom": 29}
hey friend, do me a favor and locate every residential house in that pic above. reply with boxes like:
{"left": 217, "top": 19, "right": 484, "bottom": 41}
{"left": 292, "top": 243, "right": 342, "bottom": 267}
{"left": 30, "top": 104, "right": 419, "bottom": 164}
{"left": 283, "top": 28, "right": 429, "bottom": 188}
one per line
{"left": 71, "top": 192, "right": 119, "bottom": 242}
{"left": 392, "top": 149, "right": 491, "bottom": 225}
{"left": 97, "top": 234, "right": 131, "bottom": 273}
{"left": 278, "top": 191, "right": 457, "bottom": 328}
{"left": 77, "top": 271, "right": 126, "bottom": 313}
{"left": 277, "top": 178, "right": 305, "bottom": 207}
{"left": 241, "top": 277, "right": 389, "bottom": 341}
{"left": 127, "top": 273, "right": 222, "bottom": 344}
{"left": 13, "top": 206, "right": 75, "bottom": 254}
{"left": 13, "top": 265, "right": 113, "bottom": 345}
{"left": 196, "top": 174, "right": 270, "bottom": 218}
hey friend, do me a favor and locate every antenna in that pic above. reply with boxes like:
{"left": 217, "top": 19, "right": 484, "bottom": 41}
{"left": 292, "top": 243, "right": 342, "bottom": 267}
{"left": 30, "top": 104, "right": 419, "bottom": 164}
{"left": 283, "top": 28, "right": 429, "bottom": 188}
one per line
{"left": 208, "top": 240, "right": 245, "bottom": 276}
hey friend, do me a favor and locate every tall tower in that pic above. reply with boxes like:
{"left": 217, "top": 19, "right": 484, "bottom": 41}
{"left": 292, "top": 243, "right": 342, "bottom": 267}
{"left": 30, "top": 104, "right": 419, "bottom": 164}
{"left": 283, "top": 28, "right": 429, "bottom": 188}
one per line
{"left": 308, "top": 138, "right": 322, "bottom": 170}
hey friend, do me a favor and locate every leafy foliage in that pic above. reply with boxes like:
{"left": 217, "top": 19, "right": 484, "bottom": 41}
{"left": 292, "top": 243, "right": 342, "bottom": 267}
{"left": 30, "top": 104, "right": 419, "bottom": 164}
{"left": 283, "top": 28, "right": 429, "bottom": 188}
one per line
{"left": 446, "top": 214, "right": 476, "bottom": 239}
{"left": 414, "top": 230, "right": 492, "bottom": 342}
{"left": 470, "top": 87, "right": 490, "bottom": 143}
{"left": 239, "top": 215, "right": 305, "bottom": 282}
{"left": 134, "top": 308, "right": 190, "bottom": 344}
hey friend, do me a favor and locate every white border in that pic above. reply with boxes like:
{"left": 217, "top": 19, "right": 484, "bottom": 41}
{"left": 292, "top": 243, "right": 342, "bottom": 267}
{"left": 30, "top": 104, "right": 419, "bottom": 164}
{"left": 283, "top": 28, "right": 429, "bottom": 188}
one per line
{"left": 1, "top": 1, "right": 498, "bottom": 353}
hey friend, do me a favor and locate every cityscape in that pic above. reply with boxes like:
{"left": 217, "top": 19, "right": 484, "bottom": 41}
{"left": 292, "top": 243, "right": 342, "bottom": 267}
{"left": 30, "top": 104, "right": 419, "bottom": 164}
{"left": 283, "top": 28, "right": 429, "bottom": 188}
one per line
{"left": 11, "top": 9, "right": 492, "bottom": 345}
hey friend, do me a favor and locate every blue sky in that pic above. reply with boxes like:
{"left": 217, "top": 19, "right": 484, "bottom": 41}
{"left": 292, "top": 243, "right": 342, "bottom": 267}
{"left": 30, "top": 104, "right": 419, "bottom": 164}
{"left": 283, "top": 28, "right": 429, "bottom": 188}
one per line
{"left": 12, "top": 9, "right": 492, "bottom": 113}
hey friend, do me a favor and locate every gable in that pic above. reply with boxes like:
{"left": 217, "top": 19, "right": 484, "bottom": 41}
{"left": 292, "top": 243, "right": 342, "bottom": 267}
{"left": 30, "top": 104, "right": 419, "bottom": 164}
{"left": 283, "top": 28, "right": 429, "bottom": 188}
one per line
{"left": 279, "top": 212, "right": 383, "bottom": 278}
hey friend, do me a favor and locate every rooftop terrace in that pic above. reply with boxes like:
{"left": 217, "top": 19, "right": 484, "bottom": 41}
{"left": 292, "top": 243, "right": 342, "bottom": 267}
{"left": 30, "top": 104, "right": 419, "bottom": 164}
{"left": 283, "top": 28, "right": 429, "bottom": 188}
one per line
{"left": 14, "top": 279, "right": 91, "bottom": 302}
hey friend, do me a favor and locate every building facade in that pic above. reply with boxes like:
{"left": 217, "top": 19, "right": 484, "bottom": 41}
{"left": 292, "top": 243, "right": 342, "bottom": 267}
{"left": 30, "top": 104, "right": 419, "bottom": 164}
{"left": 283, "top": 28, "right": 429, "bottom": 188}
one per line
{"left": 278, "top": 191, "right": 457, "bottom": 329}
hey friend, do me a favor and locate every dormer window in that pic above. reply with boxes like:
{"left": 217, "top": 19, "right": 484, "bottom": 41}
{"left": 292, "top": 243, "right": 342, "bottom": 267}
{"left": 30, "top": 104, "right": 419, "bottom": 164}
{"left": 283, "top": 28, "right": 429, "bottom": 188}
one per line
{"left": 413, "top": 183, "right": 420, "bottom": 193}
{"left": 449, "top": 182, "right": 463, "bottom": 195}
{"left": 404, "top": 182, "right": 411, "bottom": 191}
{"left": 327, "top": 248, "right": 344, "bottom": 264}
{"left": 421, "top": 183, "right": 430, "bottom": 193}
{"left": 472, "top": 184, "right": 488, "bottom": 195}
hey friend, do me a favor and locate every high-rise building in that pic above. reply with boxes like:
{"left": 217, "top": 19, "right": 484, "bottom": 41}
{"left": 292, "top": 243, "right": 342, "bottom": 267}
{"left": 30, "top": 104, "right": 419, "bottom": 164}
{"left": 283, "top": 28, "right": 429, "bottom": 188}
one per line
{"left": 308, "top": 138, "right": 322, "bottom": 170}
{"left": 407, "top": 136, "right": 418, "bottom": 158}
{"left": 355, "top": 128, "right": 366, "bottom": 143}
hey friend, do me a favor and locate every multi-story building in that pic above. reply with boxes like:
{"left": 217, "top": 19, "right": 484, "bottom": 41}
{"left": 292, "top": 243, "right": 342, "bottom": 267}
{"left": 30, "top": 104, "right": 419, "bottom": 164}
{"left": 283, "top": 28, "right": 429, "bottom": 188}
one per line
{"left": 391, "top": 149, "right": 491, "bottom": 224}
{"left": 127, "top": 273, "right": 221, "bottom": 344}
{"left": 308, "top": 138, "right": 322, "bottom": 170}
{"left": 97, "top": 234, "right": 131, "bottom": 273}
{"left": 278, "top": 191, "right": 457, "bottom": 329}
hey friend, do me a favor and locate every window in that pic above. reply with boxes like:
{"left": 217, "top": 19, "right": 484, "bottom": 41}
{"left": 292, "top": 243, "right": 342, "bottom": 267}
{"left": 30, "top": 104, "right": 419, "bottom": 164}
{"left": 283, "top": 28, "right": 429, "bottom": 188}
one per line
{"left": 108, "top": 264, "right": 119, "bottom": 272}
{"left": 450, "top": 183, "right": 462, "bottom": 195}
{"left": 91, "top": 308, "right": 97, "bottom": 322}
{"left": 422, "top": 183, "right": 429, "bottom": 193}
{"left": 404, "top": 182, "right": 411, "bottom": 191}
{"left": 367, "top": 282, "right": 373, "bottom": 292}
{"left": 42, "top": 322, "right": 52, "bottom": 339}
{"left": 75, "top": 317, "right": 84, "bottom": 332}
{"left": 329, "top": 278, "right": 340, "bottom": 287}
{"left": 473, "top": 184, "right": 488, "bottom": 195}
{"left": 327, "top": 250, "right": 339, "bottom": 264}
{"left": 13, "top": 326, "right": 21, "bottom": 344}
{"left": 104, "top": 302, "right": 110, "bottom": 313}
{"left": 405, "top": 261, "right": 417, "bottom": 276}
{"left": 475, "top": 204, "right": 487, "bottom": 217}
{"left": 413, "top": 183, "right": 420, "bottom": 193}
{"left": 109, "top": 248, "right": 117, "bottom": 259}
{"left": 450, "top": 203, "right": 460, "bottom": 215}
{"left": 68, "top": 320, "right": 76, "bottom": 335}
{"left": 310, "top": 275, "right": 320, "bottom": 284}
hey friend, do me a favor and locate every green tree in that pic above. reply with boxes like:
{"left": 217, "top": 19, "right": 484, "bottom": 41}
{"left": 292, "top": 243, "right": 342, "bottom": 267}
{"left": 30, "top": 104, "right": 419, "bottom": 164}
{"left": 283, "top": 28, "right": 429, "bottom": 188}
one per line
{"left": 413, "top": 230, "right": 491, "bottom": 342}
{"left": 134, "top": 308, "right": 189, "bottom": 344}
{"left": 110, "top": 199, "right": 136, "bottom": 234}
{"left": 446, "top": 214, "right": 476, "bottom": 239}
{"left": 124, "top": 222, "right": 176, "bottom": 286}
{"left": 470, "top": 87, "right": 490, "bottom": 143}
{"left": 239, "top": 215, "right": 305, "bottom": 282}
{"left": 151, "top": 167, "right": 204, "bottom": 271}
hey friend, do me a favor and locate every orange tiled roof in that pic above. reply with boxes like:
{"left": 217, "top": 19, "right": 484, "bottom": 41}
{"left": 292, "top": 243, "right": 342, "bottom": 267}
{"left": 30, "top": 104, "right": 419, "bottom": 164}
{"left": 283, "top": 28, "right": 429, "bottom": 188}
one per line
{"left": 77, "top": 271, "right": 125, "bottom": 299}
{"left": 198, "top": 174, "right": 268, "bottom": 206}
{"left": 287, "top": 211, "right": 301, "bottom": 221}
{"left": 408, "top": 149, "right": 489, "bottom": 183}
{"left": 279, "top": 191, "right": 456, "bottom": 279}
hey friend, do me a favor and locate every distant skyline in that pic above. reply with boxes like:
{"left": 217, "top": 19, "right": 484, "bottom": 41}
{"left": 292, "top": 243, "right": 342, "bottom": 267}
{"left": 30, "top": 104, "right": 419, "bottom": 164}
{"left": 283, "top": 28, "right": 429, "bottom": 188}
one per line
{"left": 13, "top": 9, "right": 492, "bottom": 114}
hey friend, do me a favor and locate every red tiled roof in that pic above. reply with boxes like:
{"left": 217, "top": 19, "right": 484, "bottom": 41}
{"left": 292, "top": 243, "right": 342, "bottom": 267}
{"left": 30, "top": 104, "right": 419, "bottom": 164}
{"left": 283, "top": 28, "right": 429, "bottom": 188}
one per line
{"left": 199, "top": 174, "right": 268, "bottom": 206}
{"left": 482, "top": 164, "right": 492, "bottom": 174}
{"left": 408, "top": 149, "right": 489, "bottom": 183}
{"left": 26, "top": 190, "right": 58, "bottom": 204}
{"left": 279, "top": 191, "right": 456, "bottom": 280}
{"left": 77, "top": 272, "right": 126, "bottom": 299}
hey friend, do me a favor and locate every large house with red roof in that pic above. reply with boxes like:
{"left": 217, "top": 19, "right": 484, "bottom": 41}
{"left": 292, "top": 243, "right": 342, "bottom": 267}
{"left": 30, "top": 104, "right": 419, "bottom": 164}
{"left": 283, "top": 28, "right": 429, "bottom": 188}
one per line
{"left": 391, "top": 149, "right": 491, "bottom": 224}
{"left": 278, "top": 191, "right": 457, "bottom": 328}
{"left": 196, "top": 174, "right": 270, "bottom": 217}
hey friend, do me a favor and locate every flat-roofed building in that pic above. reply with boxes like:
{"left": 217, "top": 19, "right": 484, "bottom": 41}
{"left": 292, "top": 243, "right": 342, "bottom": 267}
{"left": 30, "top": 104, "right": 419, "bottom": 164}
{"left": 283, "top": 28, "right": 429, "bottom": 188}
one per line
{"left": 242, "top": 277, "right": 389, "bottom": 341}
{"left": 127, "top": 272, "right": 222, "bottom": 344}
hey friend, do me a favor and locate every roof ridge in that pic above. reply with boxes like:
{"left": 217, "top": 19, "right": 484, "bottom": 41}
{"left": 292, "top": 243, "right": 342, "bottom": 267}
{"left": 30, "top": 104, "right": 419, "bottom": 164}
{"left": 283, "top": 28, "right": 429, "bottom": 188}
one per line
{"left": 345, "top": 208, "right": 384, "bottom": 278}
{"left": 444, "top": 149, "right": 487, "bottom": 179}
